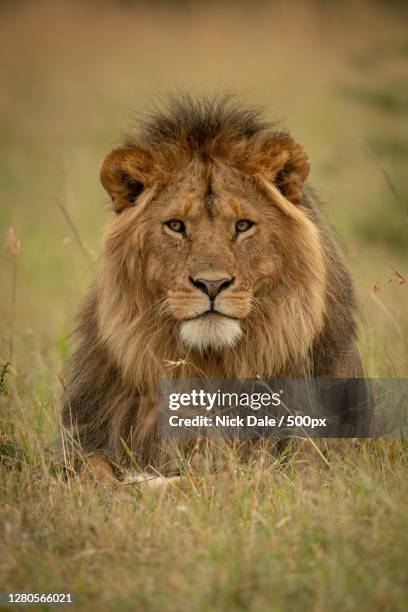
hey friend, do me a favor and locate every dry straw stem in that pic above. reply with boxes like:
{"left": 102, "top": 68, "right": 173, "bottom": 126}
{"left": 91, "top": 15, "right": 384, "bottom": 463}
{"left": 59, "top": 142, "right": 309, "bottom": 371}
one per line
{"left": 57, "top": 200, "right": 93, "bottom": 262}
{"left": 4, "top": 226, "right": 21, "bottom": 364}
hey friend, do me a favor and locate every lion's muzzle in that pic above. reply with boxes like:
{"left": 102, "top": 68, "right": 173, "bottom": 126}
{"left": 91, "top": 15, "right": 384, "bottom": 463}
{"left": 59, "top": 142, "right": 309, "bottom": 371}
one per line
{"left": 168, "top": 273, "right": 252, "bottom": 351}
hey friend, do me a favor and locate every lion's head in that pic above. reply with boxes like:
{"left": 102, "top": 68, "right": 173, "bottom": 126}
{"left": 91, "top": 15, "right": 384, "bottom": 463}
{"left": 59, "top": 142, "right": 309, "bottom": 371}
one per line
{"left": 97, "top": 96, "right": 326, "bottom": 382}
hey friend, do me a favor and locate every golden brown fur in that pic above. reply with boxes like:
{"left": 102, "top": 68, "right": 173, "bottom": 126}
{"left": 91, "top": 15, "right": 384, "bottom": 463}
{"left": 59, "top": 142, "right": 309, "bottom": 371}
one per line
{"left": 62, "top": 95, "right": 363, "bottom": 474}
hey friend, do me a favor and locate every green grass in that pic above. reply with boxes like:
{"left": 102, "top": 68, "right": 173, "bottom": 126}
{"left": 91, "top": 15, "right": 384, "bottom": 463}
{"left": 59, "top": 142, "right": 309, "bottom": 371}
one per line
{"left": 1, "top": 435, "right": 408, "bottom": 611}
{"left": 0, "top": 1, "right": 407, "bottom": 610}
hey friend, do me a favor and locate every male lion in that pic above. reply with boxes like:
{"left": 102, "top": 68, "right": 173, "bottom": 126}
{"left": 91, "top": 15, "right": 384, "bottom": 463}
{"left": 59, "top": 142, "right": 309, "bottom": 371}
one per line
{"left": 62, "top": 95, "right": 363, "bottom": 480}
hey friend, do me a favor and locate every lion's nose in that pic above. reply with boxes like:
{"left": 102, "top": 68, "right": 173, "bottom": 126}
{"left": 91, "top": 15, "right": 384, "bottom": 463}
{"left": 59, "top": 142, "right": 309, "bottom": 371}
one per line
{"left": 189, "top": 276, "right": 234, "bottom": 299}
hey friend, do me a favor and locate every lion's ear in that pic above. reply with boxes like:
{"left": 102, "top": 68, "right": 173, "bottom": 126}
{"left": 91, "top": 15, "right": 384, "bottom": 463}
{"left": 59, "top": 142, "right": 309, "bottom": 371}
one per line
{"left": 100, "top": 147, "right": 153, "bottom": 213}
{"left": 262, "top": 137, "right": 310, "bottom": 205}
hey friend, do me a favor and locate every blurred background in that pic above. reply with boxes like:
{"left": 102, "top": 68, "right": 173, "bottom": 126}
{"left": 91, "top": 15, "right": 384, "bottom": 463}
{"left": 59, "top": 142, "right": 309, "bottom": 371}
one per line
{"left": 0, "top": 0, "right": 407, "bottom": 378}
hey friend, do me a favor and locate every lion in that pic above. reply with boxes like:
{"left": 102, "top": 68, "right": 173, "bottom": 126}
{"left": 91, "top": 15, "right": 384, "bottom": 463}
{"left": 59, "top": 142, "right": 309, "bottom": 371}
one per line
{"left": 62, "top": 94, "right": 363, "bottom": 481}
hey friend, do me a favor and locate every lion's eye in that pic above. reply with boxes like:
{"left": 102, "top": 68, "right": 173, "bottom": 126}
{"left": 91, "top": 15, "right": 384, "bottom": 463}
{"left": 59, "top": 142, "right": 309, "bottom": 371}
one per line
{"left": 236, "top": 220, "right": 254, "bottom": 233}
{"left": 165, "top": 219, "right": 185, "bottom": 234}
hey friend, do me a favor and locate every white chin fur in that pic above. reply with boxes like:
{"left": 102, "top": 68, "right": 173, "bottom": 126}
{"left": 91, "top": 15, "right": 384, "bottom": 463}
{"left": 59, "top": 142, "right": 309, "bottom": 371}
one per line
{"left": 180, "top": 316, "right": 242, "bottom": 351}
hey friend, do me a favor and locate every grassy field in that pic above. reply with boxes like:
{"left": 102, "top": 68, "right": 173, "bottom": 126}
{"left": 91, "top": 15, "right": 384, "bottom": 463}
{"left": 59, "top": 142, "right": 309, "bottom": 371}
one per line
{"left": 0, "top": 1, "right": 407, "bottom": 610}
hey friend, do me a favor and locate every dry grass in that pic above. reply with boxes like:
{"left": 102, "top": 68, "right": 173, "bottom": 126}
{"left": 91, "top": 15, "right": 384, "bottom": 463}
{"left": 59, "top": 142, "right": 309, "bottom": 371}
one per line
{"left": 0, "top": 1, "right": 407, "bottom": 609}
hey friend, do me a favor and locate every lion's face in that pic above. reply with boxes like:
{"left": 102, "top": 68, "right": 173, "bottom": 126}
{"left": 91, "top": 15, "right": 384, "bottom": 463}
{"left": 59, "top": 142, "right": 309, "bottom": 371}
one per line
{"left": 116, "top": 162, "right": 297, "bottom": 351}
{"left": 99, "top": 125, "right": 324, "bottom": 361}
